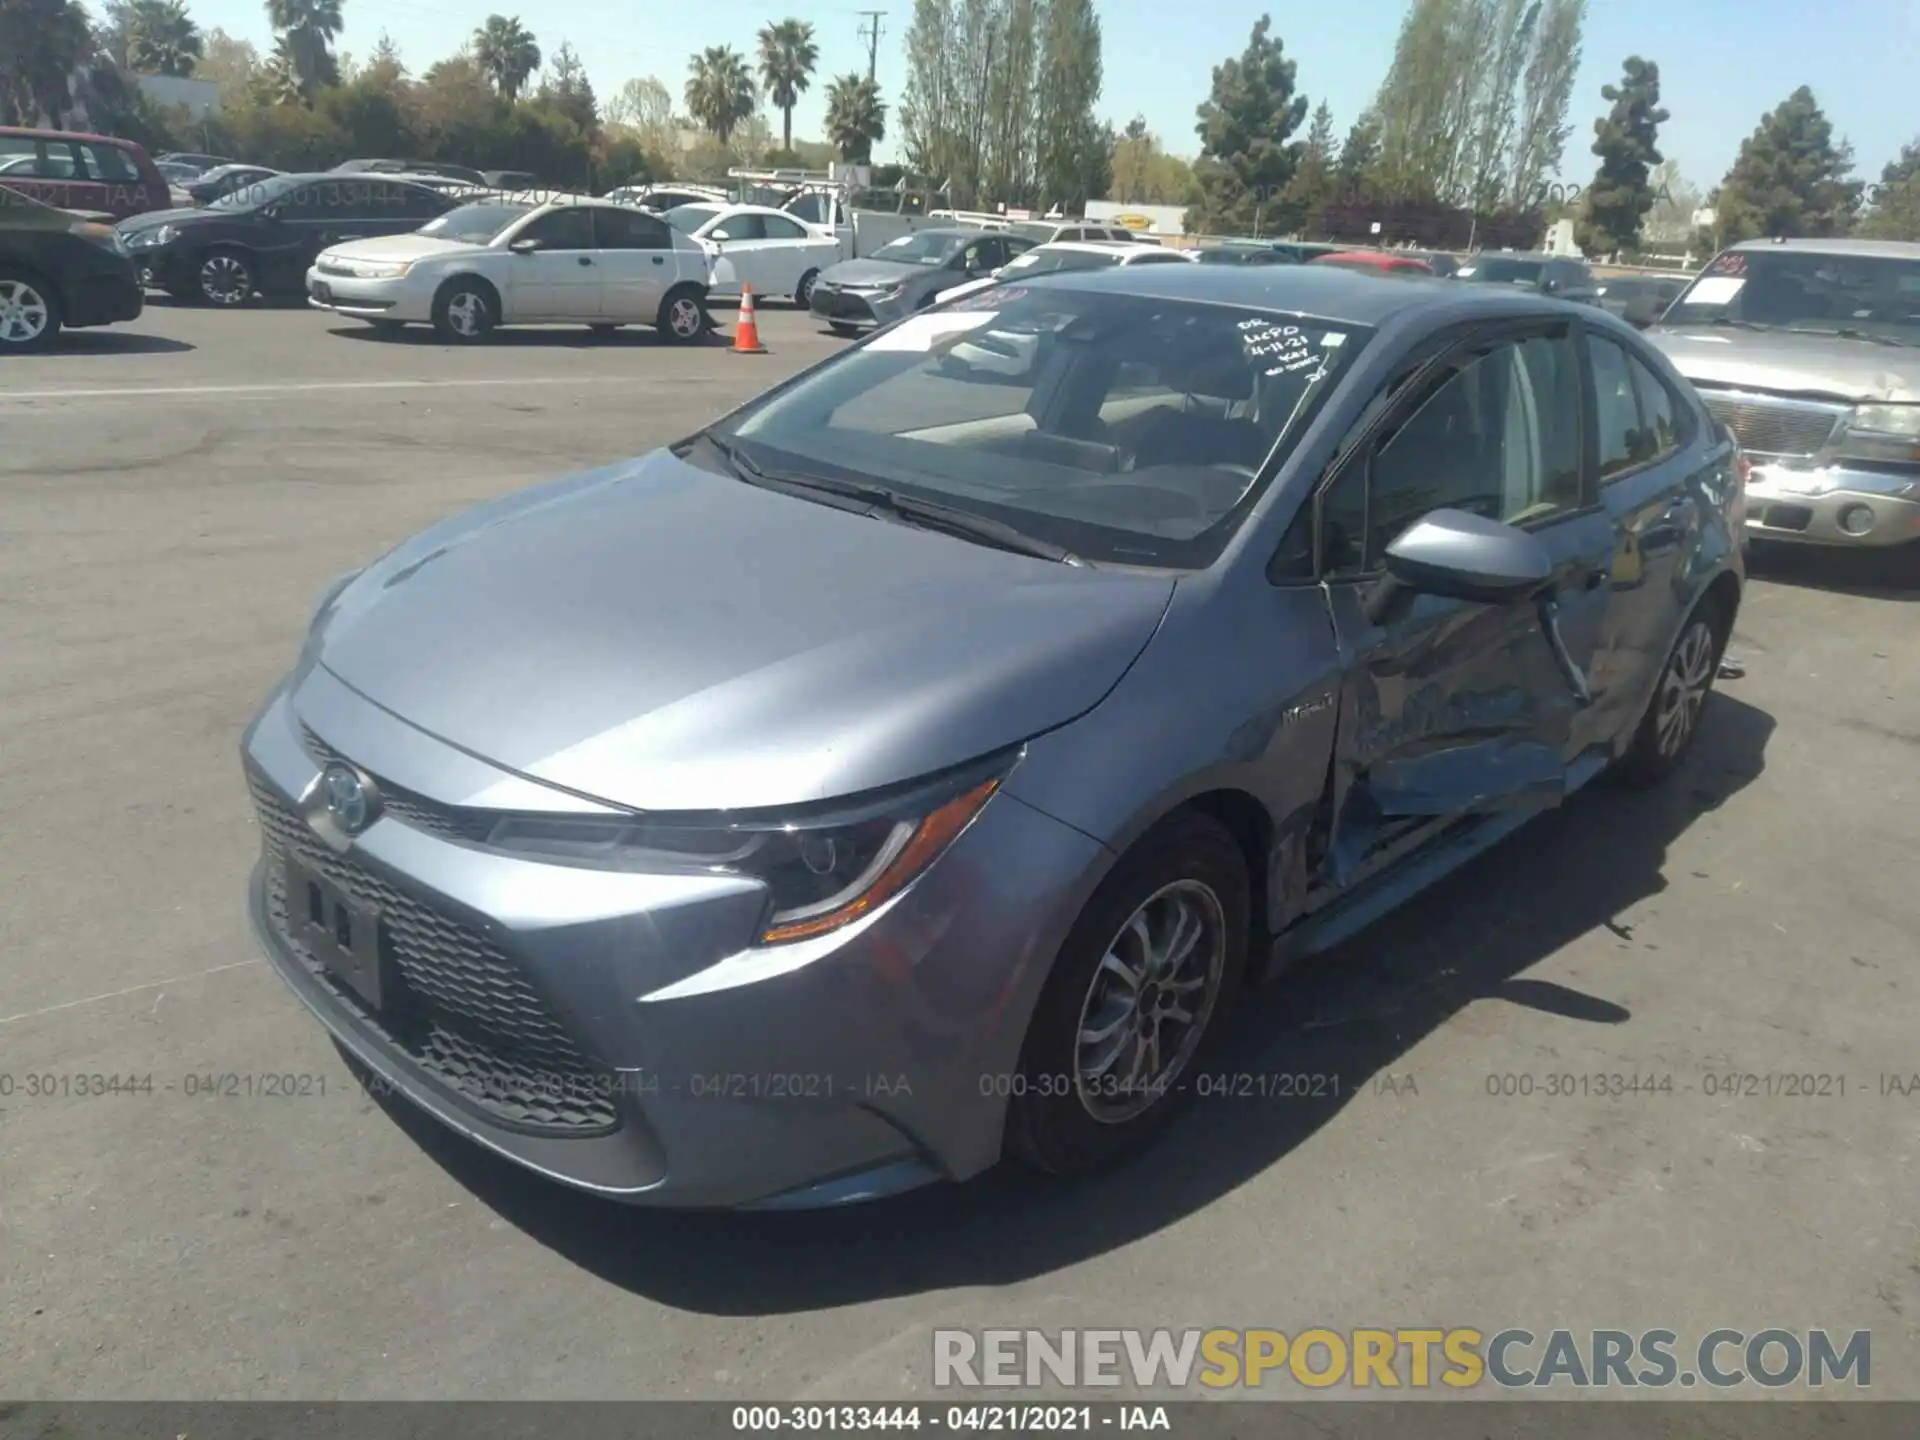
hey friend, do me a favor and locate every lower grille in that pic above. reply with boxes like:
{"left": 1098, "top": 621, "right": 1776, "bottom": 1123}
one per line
{"left": 250, "top": 771, "right": 618, "bottom": 1134}
{"left": 1698, "top": 392, "right": 1842, "bottom": 459}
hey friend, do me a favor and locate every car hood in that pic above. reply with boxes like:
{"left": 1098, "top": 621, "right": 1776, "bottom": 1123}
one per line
{"left": 820, "top": 258, "right": 930, "bottom": 288}
{"left": 309, "top": 450, "right": 1175, "bottom": 813}
{"left": 1647, "top": 326, "right": 1920, "bottom": 404}
{"left": 117, "top": 206, "right": 203, "bottom": 234}
{"left": 321, "top": 233, "right": 484, "bottom": 263}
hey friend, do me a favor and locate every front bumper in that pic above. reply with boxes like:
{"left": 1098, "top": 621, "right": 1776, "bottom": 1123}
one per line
{"left": 305, "top": 266, "right": 437, "bottom": 322}
{"left": 810, "top": 286, "right": 909, "bottom": 327}
{"left": 62, "top": 266, "right": 144, "bottom": 327}
{"left": 1743, "top": 462, "right": 1920, "bottom": 548}
{"left": 239, "top": 671, "right": 1106, "bottom": 1209}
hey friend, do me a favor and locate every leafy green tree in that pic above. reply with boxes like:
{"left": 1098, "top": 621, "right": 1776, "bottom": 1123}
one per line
{"left": 1033, "top": 0, "right": 1105, "bottom": 210}
{"left": 685, "top": 44, "right": 756, "bottom": 146}
{"left": 1506, "top": 0, "right": 1584, "bottom": 207}
{"left": 1280, "top": 99, "right": 1337, "bottom": 218}
{"left": 1335, "top": 110, "right": 1381, "bottom": 198}
{"left": 823, "top": 72, "right": 885, "bottom": 163}
{"left": 1854, "top": 138, "right": 1920, "bottom": 241}
{"left": 1188, "top": 14, "right": 1308, "bottom": 235}
{"left": 195, "top": 27, "right": 259, "bottom": 94}
{"left": 359, "top": 31, "right": 405, "bottom": 92}
{"left": 264, "top": 0, "right": 342, "bottom": 97}
{"left": 473, "top": 15, "right": 540, "bottom": 100}
{"left": 756, "top": 18, "right": 818, "bottom": 156}
{"left": 535, "top": 40, "right": 596, "bottom": 130}
{"left": 0, "top": 0, "right": 93, "bottom": 124}
{"left": 1708, "top": 85, "right": 1862, "bottom": 246}
{"left": 1578, "top": 55, "right": 1668, "bottom": 255}
{"left": 125, "top": 0, "right": 203, "bottom": 76}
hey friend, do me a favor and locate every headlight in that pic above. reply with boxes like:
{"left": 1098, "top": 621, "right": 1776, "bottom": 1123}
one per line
{"left": 350, "top": 260, "right": 412, "bottom": 279}
{"left": 488, "top": 757, "right": 1010, "bottom": 945}
{"left": 1836, "top": 403, "right": 1920, "bottom": 465}
{"left": 124, "top": 224, "right": 175, "bottom": 248}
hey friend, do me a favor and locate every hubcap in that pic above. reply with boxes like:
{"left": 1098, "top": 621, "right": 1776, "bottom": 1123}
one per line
{"left": 1655, "top": 619, "right": 1716, "bottom": 757}
{"left": 200, "top": 255, "right": 249, "bottom": 304}
{"left": 669, "top": 298, "right": 701, "bottom": 337}
{"left": 0, "top": 279, "right": 50, "bottom": 343}
{"left": 797, "top": 273, "right": 815, "bottom": 306}
{"left": 447, "top": 291, "right": 487, "bottom": 337}
{"left": 1073, "top": 880, "right": 1226, "bottom": 1124}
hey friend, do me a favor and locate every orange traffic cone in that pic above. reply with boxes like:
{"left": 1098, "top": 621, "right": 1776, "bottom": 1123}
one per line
{"left": 731, "top": 283, "right": 767, "bottom": 354}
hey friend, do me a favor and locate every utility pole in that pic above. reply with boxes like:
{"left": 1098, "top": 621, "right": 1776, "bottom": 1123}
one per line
{"left": 857, "top": 11, "right": 886, "bottom": 83}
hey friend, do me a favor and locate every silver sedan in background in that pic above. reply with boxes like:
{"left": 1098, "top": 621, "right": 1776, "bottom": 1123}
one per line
{"left": 242, "top": 266, "right": 1743, "bottom": 1210}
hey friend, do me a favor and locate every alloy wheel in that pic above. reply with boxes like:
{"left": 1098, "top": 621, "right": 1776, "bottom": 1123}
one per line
{"left": 0, "top": 279, "right": 50, "bottom": 345}
{"left": 1655, "top": 618, "right": 1716, "bottom": 757}
{"left": 667, "top": 296, "right": 703, "bottom": 338}
{"left": 1072, "top": 879, "right": 1226, "bottom": 1124}
{"left": 199, "top": 254, "right": 250, "bottom": 306}
{"left": 446, "top": 290, "right": 489, "bottom": 338}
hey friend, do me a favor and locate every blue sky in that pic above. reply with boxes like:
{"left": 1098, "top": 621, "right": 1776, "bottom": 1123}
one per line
{"left": 169, "top": 0, "right": 1920, "bottom": 188}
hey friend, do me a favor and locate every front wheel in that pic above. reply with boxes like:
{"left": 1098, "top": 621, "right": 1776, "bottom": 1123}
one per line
{"left": 1005, "top": 811, "right": 1249, "bottom": 1177}
{"left": 1614, "top": 599, "right": 1726, "bottom": 787}
{"left": 431, "top": 280, "right": 497, "bottom": 343}
{"left": 794, "top": 269, "right": 819, "bottom": 308}
{"left": 196, "top": 248, "right": 255, "bottom": 307}
{"left": 656, "top": 286, "right": 709, "bottom": 344}
{"left": 0, "top": 269, "right": 61, "bottom": 352}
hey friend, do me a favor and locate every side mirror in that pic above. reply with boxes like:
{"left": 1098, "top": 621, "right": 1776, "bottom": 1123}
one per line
{"left": 509, "top": 237, "right": 540, "bottom": 254}
{"left": 1379, "top": 508, "right": 1553, "bottom": 607}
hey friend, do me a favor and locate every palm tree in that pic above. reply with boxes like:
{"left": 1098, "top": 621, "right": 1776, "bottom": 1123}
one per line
{"left": 0, "top": 0, "right": 93, "bottom": 125}
{"left": 684, "top": 45, "right": 756, "bottom": 146}
{"left": 250, "top": 35, "right": 305, "bottom": 106}
{"left": 472, "top": 14, "right": 539, "bottom": 100}
{"left": 263, "top": 0, "right": 342, "bottom": 96}
{"left": 755, "top": 18, "right": 817, "bottom": 156}
{"left": 126, "top": 0, "right": 204, "bottom": 77}
{"left": 824, "top": 73, "right": 885, "bottom": 163}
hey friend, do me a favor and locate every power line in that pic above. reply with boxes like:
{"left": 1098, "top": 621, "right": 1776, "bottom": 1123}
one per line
{"left": 856, "top": 10, "right": 885, "bottom": 83}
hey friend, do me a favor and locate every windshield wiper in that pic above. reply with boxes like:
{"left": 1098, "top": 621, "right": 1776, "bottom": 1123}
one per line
{"left": 697, "top": 434, "right": 1081, "bottom": 564}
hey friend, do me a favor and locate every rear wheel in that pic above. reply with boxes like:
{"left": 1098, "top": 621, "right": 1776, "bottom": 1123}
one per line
{"left": 1614, "top": 596, "right": 1727, "bottom": 787}
{"left": 431, "top": 280, "right": 497, "bottom": 343}
{"left": 656, "top": 285, "right": 709, "bottom": 344}
{"left": 1005, "top": 811, "right": 1249, "bottom": 1177}
{"left": 794, "top": 268, "right": 820, "bottom": 308}
{"left": 0, "top": 269, "right": 61, "bottom": 352}
{"left": 196, "top": 248, "right": 254, "bottom": 307}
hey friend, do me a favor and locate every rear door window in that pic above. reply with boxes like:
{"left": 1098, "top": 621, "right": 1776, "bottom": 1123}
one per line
{"left": 77, "top": 143, "right": 140, "bottom": 182}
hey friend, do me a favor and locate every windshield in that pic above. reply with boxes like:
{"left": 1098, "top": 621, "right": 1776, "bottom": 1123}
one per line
{"left": 1010, "top": 222, "right": 1057, "bottom": 243}
{"left": 1664, "top": 249, "right": 1920, "bottom": 345}
{"left": 419, "top": 202, "right": 532, "bottom": 243}
{"left": 663, "top": 203, "right": 722, "bottom": 233}
{"left": 870, "top": 231, "right": 969, "bottom": 266}
{"left": 1457, "top": 257, "right": 1544, "bottom": 284}
{"left": 209, "top": 173, "right": 307, "bottom": 210}
{"left": 1003, "top": 249, "right": 1120, "bottom": 277}
{"left": 713, "top": 288, "right": 1369, "bottom": 568}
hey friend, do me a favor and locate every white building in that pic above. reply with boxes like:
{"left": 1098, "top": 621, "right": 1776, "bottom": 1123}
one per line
{"left": 135, "top": 75, "right": 223, "bottom": 119}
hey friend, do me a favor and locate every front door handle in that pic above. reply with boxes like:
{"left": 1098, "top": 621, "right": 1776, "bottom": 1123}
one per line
{"left": 577, "top": 255, "right": 593, "bottom": 267}
{"left": 651, "top": 255, "right": 664, "bottom": 265}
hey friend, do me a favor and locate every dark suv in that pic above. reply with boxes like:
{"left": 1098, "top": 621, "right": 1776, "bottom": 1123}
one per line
{"left": 0, "top": 127, "right": 170, "bottom": 220}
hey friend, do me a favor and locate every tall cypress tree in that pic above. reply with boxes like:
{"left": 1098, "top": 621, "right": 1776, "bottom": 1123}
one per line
{"left": 1187, "top": 14, "right": 1309, "bottom": 235}
{"left": 1579, "top": 55, "right": 1668, "bottom": 255}
{"left": 1709, "top": 86, "right": 1862, "bottom": 245}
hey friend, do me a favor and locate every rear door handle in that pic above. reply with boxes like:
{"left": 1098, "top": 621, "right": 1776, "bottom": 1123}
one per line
{"left": 651, "top": 255, "right": 664, "bottom": 265}
{"left": 577, "top": 255, "right": 593, "bottom": 266}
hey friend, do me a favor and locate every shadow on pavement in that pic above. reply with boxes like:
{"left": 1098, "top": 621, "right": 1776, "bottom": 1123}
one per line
{"left": 1747, "top": 539, "right": 1919, "bottom": 600}
{"left": 48, "top": 330, "right": 194, "bottom": 355}
{"left": 367, "top": 691, "right": 1775, "bottom": 1315}
{"left": 325, "top": 324, "right": 731, "bottom": 348}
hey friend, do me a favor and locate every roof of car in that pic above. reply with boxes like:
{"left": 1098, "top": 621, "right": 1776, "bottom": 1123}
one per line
{"left": 1027, "top": 260, "right": 1569, "bottom": 326}
{"left": 1727, "top": 237, "right": 1920, "bottom": 259}
{"left": 0, "top": 124, "right": 137, "bottom": 144}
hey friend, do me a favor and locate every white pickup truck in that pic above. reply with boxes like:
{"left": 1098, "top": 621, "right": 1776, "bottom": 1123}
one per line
{"left": 727, "top": 171, "right": 985, "bottom": 262}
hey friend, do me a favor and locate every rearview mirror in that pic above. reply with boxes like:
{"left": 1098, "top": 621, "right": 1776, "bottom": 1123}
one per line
{"left": 509, "top": 237, "right": 540, "bottom": 254}
{"left": 1380, "top": 508, "right": 1553, "bottom": 606}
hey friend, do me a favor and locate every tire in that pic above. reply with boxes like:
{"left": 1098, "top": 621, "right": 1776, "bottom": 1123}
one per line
{"left": 794, "top": 268, "right": 820, "bottom": 308}
{"left": 1004, "top": 810, "right": 1250, "bottom": 1177}
{"left": 656, "top": 285, "right": 709, "bottom": 344}
{"left": 195, "top": 248, "right": 255, "bottom": 307}
{"left": 0, "top": 267, "right": 62, "bottom": 352}
{"left": 828, "top": 321, "right": 861, "bottom": 337}
{"left": 1614, "top": 594, "right": 1728, "bottom": 788}
{"left": 431, "top": 279, "right": 498, "bottom": 344}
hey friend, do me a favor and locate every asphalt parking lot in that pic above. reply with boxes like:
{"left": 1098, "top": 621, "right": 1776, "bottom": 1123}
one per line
{"left": 2, "top": 299, "right": 1917, "bottom": 1402}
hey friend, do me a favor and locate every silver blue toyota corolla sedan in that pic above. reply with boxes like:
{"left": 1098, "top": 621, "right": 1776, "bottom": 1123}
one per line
{"left": 241, "top": 264, "right": 1745, "bottom": 1209}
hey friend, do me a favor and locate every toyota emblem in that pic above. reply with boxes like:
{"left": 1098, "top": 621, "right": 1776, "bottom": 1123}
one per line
{"left": 321, "top": 763, "right": 375, "bottom": 834}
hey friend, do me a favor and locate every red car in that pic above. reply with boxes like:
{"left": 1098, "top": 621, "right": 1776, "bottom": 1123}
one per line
{"left": 0, "top": 127, "right": 170, "bottom": 220}
{"left": 1310, "top": 250, "right": 1435, "bottom": 277}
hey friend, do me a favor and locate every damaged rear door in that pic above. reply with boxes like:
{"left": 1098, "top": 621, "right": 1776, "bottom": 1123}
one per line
{"left": 1311, "top": 318, "right": 1614, "bottom": 885}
